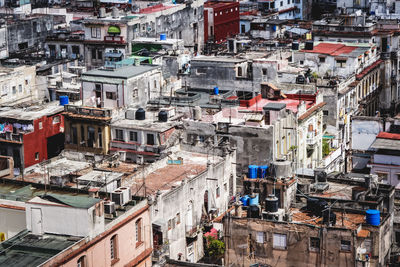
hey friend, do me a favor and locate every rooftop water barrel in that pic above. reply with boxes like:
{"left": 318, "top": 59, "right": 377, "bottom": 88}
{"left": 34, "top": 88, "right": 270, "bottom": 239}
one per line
{"left": 292, "top": 41, "right": 299, "bottom": 50}
{"left": 158, "top": 110, "right": 168, "bottom": 122}
{"left": 213, "top": 86, "right": 219, "bottom": 95}
{"left": 248, "top": 165, "right": 258, "bottom": 178}
{"left": 265, "top": 194, "right": 278, "bottom": 213}
{"left": 135, "top": 108, "right": 146, "bottom": 120}
{"left": 307, "top": 198, "right": 319, "bottom": 212}
{"left": 366, "top": 209, "right": 380, "bottom": 226}
{"left": 160, "top": 34, "right": 167, "bottom": 41}
{"left": 249, "top": 194, "right": 259, "bottom": 206}
{"left": 240, "top": 195, "right": 250, "bottom": 206}
{"left": 59, "top": 95, "right": 69, "bottom": 106}
{"left": 258, "top": 165, "right": 268, "bottom": 178}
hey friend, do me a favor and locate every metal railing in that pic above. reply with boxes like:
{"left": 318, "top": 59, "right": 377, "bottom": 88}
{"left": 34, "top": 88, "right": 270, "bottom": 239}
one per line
{"left": 64, "top": 105, "right": 112, "bottom": 118}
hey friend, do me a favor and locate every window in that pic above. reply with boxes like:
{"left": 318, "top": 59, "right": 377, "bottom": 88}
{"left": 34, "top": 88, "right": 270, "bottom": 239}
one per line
{"left": 310, "top": 237, "right": 320, "bottom": 251}
{"left": 340, "top": 240, "right": 351, "bottom": 251}
{"left": 168, "top": 219, "right": 172, "bottom": 230}
{"left": 72, "top": 126, "right": 78, "bottom": 144}
{"left": 129, "top": 131, "right": 138, "bottom": 142}
{"left": 216, "top": 187, "right": 220, "bottom": 198}
{"left": 319, "top": 57, "right": 325, "bottom": 63}
{"left": 237, "top": 66, "right": 243, "bottom": 77}
{"left": 336, "top": 59, "right": 347, "bottom": 68}
{"left": 176, "top": 213, "right": 181, "bottom": 224}
{"left": 39, "top": 122, "right": 43, "bottom": 130}
{"left": 300, "top": 60, "right": 304, "bottom": 65}
{"left": 147, "top": 133, "right": 155, "bottom": 145}
{"left": 376, "top": 172, "right": 388, "bottom": 183}
{"left": 91, "top": 27, "right": 101, "bottom": 38}
{"left": 81, "top": 125, "right": 85, "bottom": 144}
{"left": 97, "top": 50, "right": 102, "bottom": 60}
{"left": 12, "top": 86, "right": 16, "bottom": 94}
{"left": 262, "top": 69, "right": 267, "bottom": 76}
{"left": 115, "top": 129, "right": 124, "bottom": 141}
{"left": 98, "top": 128, "right": 102, "bottom": 148}
{"left": 52, "top": 116, "right": 60, "bottom": 124}
{"left": 135, "top": 219, "right": 142, "bottom": 243}
{"left": 110, "top": 235, "right": 118, "bottom": 260}
{"left": 280, "top": 1, "right": 283, "bottom": 6}
{"left": 323, "top": 110, "right": 329, "bottom": 116}
{"left": 287, "top": 0, "right": 290, "bottom": 4}
{"left": 106, "top": 92, "right": 117, "bottom": 100}
{"left": 77, "top": 256, "right": 86, "bottom": 267}
{"left": 18, "top": 84, "right": 22, "bottom": 92}
{"left": 196, "top": 67, "right": 207, "bottom": 75}
{"left": 256, "top": 232, "right": 265, "bottom": 243}
{"left": 273, "top": 233, "right": 287, "bottom": 249}
{"left": 35, "top": 152, "right": 39, "bottom": 160}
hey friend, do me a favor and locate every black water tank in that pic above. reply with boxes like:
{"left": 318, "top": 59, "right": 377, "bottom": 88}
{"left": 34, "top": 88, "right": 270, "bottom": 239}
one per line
{"left": 265, "top": 194, "right": 279, "bottom": 213}
{"left": 307, "top": 198, "right": 319, "bottom": 212}
{"left": 315, "top": 200, "right": 328, "bottom": 216}
{"left": 158, "top": 110, "right": 168, "bottom": 122}
{"left": 292, "top": 41, "right": 299, "bottom": 50}
{"left": 305, "top": 41, "right": 314, "bottom": 50}
{"left": 247, "top": 205, "right": 260, "bottom": 219}
{"left": 135, "top": 108, "right": 145, "bottom": 120}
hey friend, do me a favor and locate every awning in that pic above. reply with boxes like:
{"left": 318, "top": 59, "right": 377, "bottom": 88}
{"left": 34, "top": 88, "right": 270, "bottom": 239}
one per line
{"left": 108, "top": 25, "right": 121, "bottom": 34}
{"left": 105, "top": 52, "right": 123, "bottom": 58}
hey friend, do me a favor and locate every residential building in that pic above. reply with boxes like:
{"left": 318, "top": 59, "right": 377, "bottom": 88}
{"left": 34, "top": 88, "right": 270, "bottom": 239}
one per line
{"left": 82, "top": 8, "right": 142, "bottom": 69}
{"left": 249, "top": 18, "right": 286, "bottom": 40}
{"left": 81, "top": 64, "right": 162, "bottom": 109}
{"left": 0, "top": 65, "right": 37, "bottom": 106}
{"left": 110, "top": 108, "right": 179, "bottom": 163}
{"left": 204, "top": 1, "right": 240, "bottom": 44}
{"left": 124, "top": 145, "right": 236, "bottom": 264}
{"left": 369, "top": 132, "right": 400, "bottom": 186}
{"left": 45, "top": 29, "right": 85, "bottom": 61}
{"left": 0, "top": 102, "right": 65, "bottom": 175}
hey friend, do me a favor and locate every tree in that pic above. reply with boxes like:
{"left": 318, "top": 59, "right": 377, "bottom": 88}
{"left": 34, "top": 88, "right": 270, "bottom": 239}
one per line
{"left": 205, "top": 236, "right": 225, "bottom": 263}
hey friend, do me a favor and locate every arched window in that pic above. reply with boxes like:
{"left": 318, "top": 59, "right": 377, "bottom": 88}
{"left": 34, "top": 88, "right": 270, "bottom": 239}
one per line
{"left": 77, "top": 255, "right": 86, "bottom": 267}
{"left": 110, "top": 235, "right": 118, "bottom": 261}
{"left": 135, "top": 218, "right": 142, "bottom": 243}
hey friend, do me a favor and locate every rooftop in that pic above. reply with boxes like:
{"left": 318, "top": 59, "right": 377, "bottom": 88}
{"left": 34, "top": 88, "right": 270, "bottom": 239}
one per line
{"left": 300, "top": 42, "right": 371, "bottom": 58}
{"left": 139, "top": 3, "right": 175, "bottom": 14}
{"left": 204, "top": 1, "right": 238, "bottom": 9}
{"left": 0, "top": 102, "right": 64, "bottom": 121}
{"left": 82, "top": 65, "right": 160, "bottom": 80}
{"left": 191, "top": 56, "right": 247, "bottom": 63}
{"left": 112, "top": 117, "right": 177, "bottom": 132}
{"left": 29, "top": 193, "right": 101, "bottom": 209}
{"left": 133, "top": 150, "right": 221, "bottom": 195}
{"left": 0, "top": 230, "right": 82, "bottom": 267}
{"left": 291, "top": 207, "right": 367, "bottom": 230}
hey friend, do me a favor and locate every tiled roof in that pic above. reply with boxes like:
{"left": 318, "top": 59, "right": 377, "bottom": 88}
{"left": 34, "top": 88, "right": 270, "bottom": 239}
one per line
{"left": 356, "top": 59, "right": 382, "bottom": 80}
{"left": 376, "top": 131, "right": 400, "bottom": 140}
{"left": 298, "top": 102, "right": 326, "bottom": 121}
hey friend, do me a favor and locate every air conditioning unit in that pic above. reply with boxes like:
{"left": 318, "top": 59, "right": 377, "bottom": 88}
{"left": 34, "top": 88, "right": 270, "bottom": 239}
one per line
{"left": 118, "top": 187, "right": 131, "bottom": 204}
{"left": 112, "top": 190, "right": 125, "bottom": 206}
{"left": 104, "top": 201, "right": 116, "bottom": 214}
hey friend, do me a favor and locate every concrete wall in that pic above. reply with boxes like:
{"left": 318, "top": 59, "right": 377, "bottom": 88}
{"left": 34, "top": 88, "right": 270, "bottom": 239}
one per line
{"left": 224, "top": 216, "right": 389, "bottom": 266}
{"left": 0, "top": 200, "right": 26, "bottom": 241}
{"left": 26, "top": 201, "right": 104, "bottom": 238}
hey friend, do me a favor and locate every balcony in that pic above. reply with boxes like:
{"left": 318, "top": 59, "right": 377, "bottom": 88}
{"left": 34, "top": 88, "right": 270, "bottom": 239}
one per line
{"left": 64, "top": 105, "right": 112, "bottom": 120}
{"left": 104, "top": 36, "right": 125, "bottom": 44}
{"left": 152, "top": 244, "right": 169, "bottom": 262}
{"left": 306, "top": 133, "right": 317, "bottom": 150}
{"left": 0, "top": 132, "right": 23, "bottom": 144}
{"left": 186, "top": 224, "right": 200, "bottom": 238}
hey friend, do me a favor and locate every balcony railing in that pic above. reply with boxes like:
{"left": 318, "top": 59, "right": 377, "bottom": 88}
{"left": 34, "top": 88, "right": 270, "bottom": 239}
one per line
{"left": 0, "top": 132, "right": 23, "bottom": 143}
{"left": 186, "top": 224, "right": 199, "bottom": 238}
{"left": 104, "top": 36, "right": 125, "bottom": 43}
{"left": 64, "top": 105, "right": 112, "bottom": 118}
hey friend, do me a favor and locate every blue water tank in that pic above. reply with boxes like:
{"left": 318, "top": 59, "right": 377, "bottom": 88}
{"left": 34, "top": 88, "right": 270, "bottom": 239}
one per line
{"left": 59, "top": 95, "right": 69, "bottom": 106}
{"left": 249, "top": 194, "right": 259, "bottom": 206}
{"left": 258, "top": 165, "right": 268, "bottom": 178}
{"left": 248, "top": 165, "right": 258, "bottom": 178}
{"left": 213, "top": 86, "right": 219, "bottom": 95}
{"left": 240, "top": 195, "right": 250, "bottom": 206}
{"left": 160, "top": 34, "right": 167, "bottom": 41}
{"left": 366, "top": 209, "right": 380, "bottom": 226}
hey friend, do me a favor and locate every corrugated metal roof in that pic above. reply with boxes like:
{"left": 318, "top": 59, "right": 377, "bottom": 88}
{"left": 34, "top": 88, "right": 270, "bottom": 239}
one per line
{"left": 39, "top": 193, "right": 101, "bottom": 209}
{"left": 82, "top": 65, "right": 160, "bottom": 80}
{"left": 370, "top": 138, "right": 400, "bottom": 150}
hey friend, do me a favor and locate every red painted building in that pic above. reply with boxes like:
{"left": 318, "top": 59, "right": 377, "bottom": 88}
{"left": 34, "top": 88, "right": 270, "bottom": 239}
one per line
{"left": 204, "top": 1, "right": 240, "bottom": 43}
{"left": 0, "top": 103, "right": 65, "bottom": 174}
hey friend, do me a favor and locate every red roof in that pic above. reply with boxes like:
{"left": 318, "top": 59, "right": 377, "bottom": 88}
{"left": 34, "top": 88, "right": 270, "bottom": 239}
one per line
{"left": 205, "top": 1, "right": 238, "bottom": 9}
{"left": 356, "top": 59, "right": 382, "bottom": 80}
{"left": 376, "top": 131, "right": 400, "bottom": 140}
{"left": 139, "top": 4, "right": 174, "bottom": 14}
{"left": 301, "top": 43, "right": 357, "bottom": 56}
